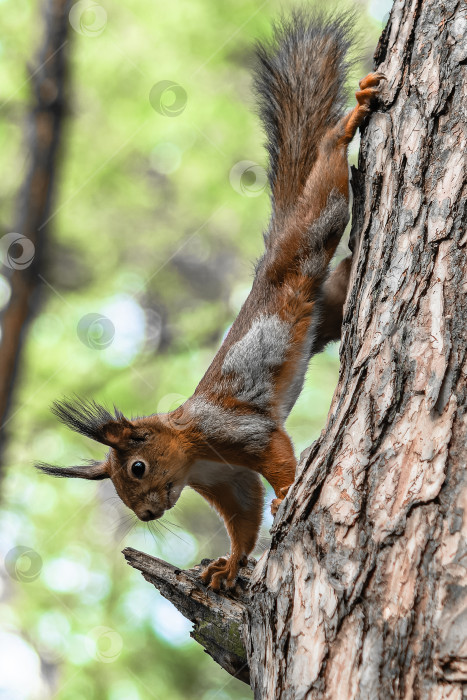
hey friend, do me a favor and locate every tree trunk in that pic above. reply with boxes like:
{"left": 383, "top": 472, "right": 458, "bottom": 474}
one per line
{"left": 125, "top": 0, "right": 467, "bottom": 697}
{"left": 248, "top": 0, "right": 467, "bottom": 696}
{"left": 0, "top": 0, "right": 72, "bottom": 464}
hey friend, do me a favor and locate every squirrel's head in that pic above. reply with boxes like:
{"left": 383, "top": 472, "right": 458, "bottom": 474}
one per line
{"left": 36, "top": 397, "right": 194, "bottom": 521}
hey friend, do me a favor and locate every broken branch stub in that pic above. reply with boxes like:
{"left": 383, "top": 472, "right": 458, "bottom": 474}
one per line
{"left": 122, "top": 547, "right": 253, "bottom": 685}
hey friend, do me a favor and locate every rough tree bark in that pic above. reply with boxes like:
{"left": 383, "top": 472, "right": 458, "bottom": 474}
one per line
{"left": 125, "top": 0, "right": 467, "bottom": 697}
{"left": 0, "top": 0, "right": 72, "bottom": 464}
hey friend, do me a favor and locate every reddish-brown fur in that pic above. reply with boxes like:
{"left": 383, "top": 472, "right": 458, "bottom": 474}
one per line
{"left": 38, "top": 42, "right": 384, "bottom": 589}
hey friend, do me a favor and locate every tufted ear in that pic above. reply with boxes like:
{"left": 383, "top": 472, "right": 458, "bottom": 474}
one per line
{"left": 100, "top": 420, "right": 135, "bottom": 449}
{"left": 35, "top": 460, "right": 109, "bottom": 480}
{"left": 51, "top": 396, "right": 141, "bottom": 449}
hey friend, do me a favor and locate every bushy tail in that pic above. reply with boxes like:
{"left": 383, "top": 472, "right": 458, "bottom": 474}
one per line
{"left": 254, "top": 10, "right": 355, "bottom": 215}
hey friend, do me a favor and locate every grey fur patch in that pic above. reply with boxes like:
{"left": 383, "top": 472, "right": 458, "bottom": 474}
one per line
{"left": 279, "top": 312, "right": 320, "bottom": 421}
{"left": 301, "top": 190, "right": 349, "bottom": 278}
{"left": 189, "top": 396, "right": 274, "bottom": 454}
{"left": 278, "top": 191, "right": 348, "bottom": 417}
{"left": 221, "top": 314, "right": 291, "bottom": 410}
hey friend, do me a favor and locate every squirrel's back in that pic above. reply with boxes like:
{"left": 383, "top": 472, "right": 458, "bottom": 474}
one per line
{"left": 254, "top": 10, "right": 355, "bottom": 218}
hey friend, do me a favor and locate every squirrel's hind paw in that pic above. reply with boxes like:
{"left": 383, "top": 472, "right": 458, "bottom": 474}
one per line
{"left": 356, "top": 73, "right": 386, "bottom": 109}
{"left": 358, "top": 71, "right": 386, "bottom": 91}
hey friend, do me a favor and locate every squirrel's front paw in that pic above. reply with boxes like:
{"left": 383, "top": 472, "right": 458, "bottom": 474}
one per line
{"left": 200, "top": 556, "right": 243, "bottom": 591}
{"left": 271, "top": 498, "right": 283, "bottom": 516}
{"left": 270, "top": 485, "right": 292, "bottom": 516}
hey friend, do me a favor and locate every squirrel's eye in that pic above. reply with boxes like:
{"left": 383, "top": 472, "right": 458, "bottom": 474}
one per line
{"left": 131, "top": 461, "right": 146, "bottom": 479}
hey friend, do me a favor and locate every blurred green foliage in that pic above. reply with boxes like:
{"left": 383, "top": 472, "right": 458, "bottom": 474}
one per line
{"left": 0, "top": 0, "right": 389, "bottom": 697}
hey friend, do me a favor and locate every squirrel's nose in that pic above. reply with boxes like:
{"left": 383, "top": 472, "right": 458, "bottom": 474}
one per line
{"left": 140, "top": 509, "right": 157, "bottom": 521}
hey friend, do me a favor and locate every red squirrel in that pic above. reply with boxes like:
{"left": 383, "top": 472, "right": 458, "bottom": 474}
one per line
{"left": 37, "top": 11, "right": 384, "bottom": 590}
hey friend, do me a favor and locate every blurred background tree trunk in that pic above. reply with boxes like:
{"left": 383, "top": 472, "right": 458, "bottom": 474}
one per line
{"left": 0, "top": 0, "right": 72, "bottom": 468}
{"left": 248, "top": 0, "right": 467, "bottom": 696}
